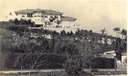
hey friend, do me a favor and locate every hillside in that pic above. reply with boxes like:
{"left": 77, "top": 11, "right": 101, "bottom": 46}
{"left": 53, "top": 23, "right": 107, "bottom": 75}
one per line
{"left": 0, "top": 21, "right": 125, "bottom": 70}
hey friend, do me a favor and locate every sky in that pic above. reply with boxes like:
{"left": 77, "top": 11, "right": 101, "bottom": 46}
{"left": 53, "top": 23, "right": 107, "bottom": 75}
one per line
{"left": 0, "top": 0, "right": 127, "bottom": 36}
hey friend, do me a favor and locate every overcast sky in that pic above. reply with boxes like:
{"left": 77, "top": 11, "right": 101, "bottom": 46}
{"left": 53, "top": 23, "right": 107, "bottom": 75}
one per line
{"left": 0, "top": 0, "right": 127, "bottom": 36}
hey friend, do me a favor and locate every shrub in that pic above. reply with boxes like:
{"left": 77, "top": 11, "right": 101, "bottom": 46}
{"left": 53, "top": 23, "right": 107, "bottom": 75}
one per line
{"left": 6, "top": 53, "right": 67, "bottom": 69}
{"left": 63, "top": 57, "right": 83, "bottom": 76}
{"left": 14, "top": 18, "right": 19, "bottom": 25}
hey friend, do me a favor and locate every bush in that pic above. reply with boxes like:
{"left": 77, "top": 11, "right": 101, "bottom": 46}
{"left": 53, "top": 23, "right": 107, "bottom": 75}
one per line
{"left": 63, "top": 57, "right": 83, "bottom": 76}
{"left": 7, "top": 25, "right": 29, "bottom": 33}
{"left": 14, "top": 18, "right": 19, "bottom": 25}
{"left": 6, "top": 53, "right": 67, "bottom": 69}
{"left": 13, "top": 18, "right": 35, "bottom": 25}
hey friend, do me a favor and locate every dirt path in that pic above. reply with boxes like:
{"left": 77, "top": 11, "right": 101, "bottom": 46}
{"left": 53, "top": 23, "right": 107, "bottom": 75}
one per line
{"left": 0, "top": 69, "right": 126, "bottom": 74}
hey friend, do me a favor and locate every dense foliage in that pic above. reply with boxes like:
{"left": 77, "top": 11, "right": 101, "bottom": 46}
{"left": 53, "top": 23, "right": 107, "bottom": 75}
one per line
{"left": 0, "top": 21, "right": 127, "bottom": 73}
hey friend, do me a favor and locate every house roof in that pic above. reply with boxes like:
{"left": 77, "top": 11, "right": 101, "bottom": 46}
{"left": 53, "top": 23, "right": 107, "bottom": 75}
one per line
{"left": 99, "top": 50, "right": 116, "bottom": 58}
{"left": 122, "top": 52, "right": 127, "bottom": 56}
{"left": 15, "top": 9, "right": 63, "bottom": 15}
{"left": 100, "top": 54, "right": 115, "bottom": 58}
{"left": 61, "top": 16, "right": 77, "bottom": 21}
{"left": 41, "top": 10, "right": 63, "bottom": 15}
{"left": 103, "top": 50, "right": 115, "bottom": 54}
{"left": 15, "top": 9, "right": 33, "bottom": 14}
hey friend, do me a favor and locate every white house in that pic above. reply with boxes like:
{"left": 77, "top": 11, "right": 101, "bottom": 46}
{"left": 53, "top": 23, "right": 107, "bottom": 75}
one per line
{"left": 14, "top": 9, "right": 62, "bottom": 25}
{"left": 14, "top": 9, "right": 77, "bottom": 26}
{"left": 8, "top": 9, "right": 80, "bottom": 33}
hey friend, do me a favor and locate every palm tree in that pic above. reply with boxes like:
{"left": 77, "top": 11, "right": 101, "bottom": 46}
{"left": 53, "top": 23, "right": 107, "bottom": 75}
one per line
{"left": 100, "top": 28, "right": 107, "bottom": 43}
{"left": 120, "top": 29, "right": 127, "bottom": 39}
{"left": 113, "top": 27, "right": 120, "bottom": 37}
{"left": 100, "top": 28, "right": 106, "bottom": 35}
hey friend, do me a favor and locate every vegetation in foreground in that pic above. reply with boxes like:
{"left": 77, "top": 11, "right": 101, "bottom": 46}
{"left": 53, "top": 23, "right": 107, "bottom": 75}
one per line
{"left": 0, "top": 20, "right": 127, "bottom": 76}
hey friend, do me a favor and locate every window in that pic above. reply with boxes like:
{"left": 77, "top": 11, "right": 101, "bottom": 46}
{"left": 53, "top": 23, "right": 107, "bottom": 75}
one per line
{"left": 38, "top": 15, "right": 41, "bottom": 17}
{"left": 37, "top": 12, "right": 40, "bottom": 14}
{"left": 27, "top": 13, "right": 32, "bottom": 17}
{"left": 55, "top": 15, "right": 58, "bottom": 18}
{"left": 45, "top": 16, "right": 48, "bottom": 18}
{"left": 50, "top": 16, "right": 53, "bottom": 18}
{"left": 22, "top": 15, "right": 25, "bottom": 17}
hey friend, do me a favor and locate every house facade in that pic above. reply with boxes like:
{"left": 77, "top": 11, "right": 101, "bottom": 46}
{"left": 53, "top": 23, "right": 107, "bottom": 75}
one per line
{"left": 10, "top": 9, "right": 80, "bottom": 33}
{"left": 14, "top": 9, "right": 77, "bottom": 27}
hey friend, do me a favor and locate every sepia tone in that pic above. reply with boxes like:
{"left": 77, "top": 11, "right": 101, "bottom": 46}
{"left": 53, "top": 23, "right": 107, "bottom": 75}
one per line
{"left": 0, "top": 0, "right": 127, "bottom": 76}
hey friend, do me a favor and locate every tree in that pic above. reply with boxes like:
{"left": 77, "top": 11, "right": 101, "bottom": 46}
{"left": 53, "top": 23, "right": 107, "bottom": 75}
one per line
{"left": 63, "top": 57, "right": 81, "bottom": 76}
{"left": 100, "top": 28, "right": 107, "bottom": 44}
{"left": 61, "top": 30, "right": 66, "bottom": 36}
{"left": 63, "top": 56, "right": 94, "bottom": 76}
{"left": 51, "top": 31, "right": 59, "bottom": 37}
{"left": 20, "top": 19, "right": 27, "bottom": 25}
{"left": 120, "top": 29, "right": 127, "bottom": 39}
{"left": 14, "top": 18, "right": 19, "bottom": 25}
{"left": 69, "top": 31, "right": 73, "bottom": 35}
{"left": 89, "top": 30, "right": 92, "bottom": 33}
{"left": 100, "top": 28, "right": 107, "bottom": 37}
{"left": 88, "top": 39, "right": 100, "bottom": 68}
{"left": 113, "top": 27, "right": 120, "bottom": 37}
